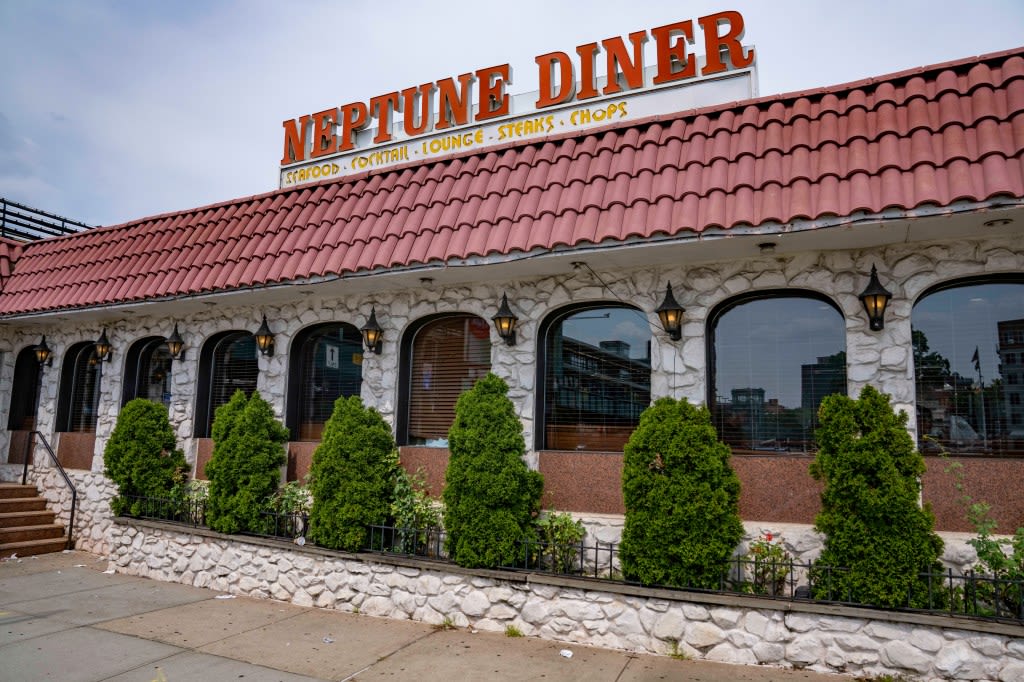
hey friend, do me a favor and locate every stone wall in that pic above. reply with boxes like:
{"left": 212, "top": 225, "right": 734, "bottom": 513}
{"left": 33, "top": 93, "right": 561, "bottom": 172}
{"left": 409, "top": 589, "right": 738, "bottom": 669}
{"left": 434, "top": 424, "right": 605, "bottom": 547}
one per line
{"left": 108, "top": 519, "right": 1024, "bottom": 682}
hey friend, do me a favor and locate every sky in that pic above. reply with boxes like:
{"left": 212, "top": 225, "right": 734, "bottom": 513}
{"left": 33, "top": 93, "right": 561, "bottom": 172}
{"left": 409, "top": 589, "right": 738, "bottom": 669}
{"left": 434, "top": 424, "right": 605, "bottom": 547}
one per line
{"left": 1, "top": 0, "right": 1023, "bottom": 228}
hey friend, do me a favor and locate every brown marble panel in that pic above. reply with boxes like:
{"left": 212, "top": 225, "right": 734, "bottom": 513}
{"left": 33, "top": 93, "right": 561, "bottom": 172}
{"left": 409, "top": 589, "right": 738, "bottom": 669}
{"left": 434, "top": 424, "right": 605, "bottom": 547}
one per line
{"left": 923, "top": 456, "right": 1024, "bottom": 532}
{"left": 398, "top": 446, "right": 449, "bottom": 499}
{"left": 193, "top": 438, "right": 214, "bottom": 480}
{"left": 287, "top": 441, "right": 318, "bottom": 482}
{"left": 731, "top": 455, "right": 821, "bottom": 524}
{"left": 538, "top": 451, "right": 625, "bottom": 514}
{"left": 6, "top": 430, "right": 30, "bottom": 464}
{"left": 55, "top": 432, "right": 95, "bottom": 470}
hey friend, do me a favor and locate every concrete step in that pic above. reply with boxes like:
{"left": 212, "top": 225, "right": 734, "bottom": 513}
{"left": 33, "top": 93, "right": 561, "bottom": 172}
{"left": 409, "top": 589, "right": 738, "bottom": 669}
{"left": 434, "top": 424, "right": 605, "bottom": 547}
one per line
{"left": 0, "top": 523, "right": 65, "bottom": 544}
{"left": 0, "top": 484, "right": 38, "bottom": 500}
{"left": 0, "top": 509, "right": 56, "bottom": 528}
{"left": 0, "top": 536, "right": 67, "bottom": 558}
{"left": 0, "top": 497, "right": 47, "bottom": 513}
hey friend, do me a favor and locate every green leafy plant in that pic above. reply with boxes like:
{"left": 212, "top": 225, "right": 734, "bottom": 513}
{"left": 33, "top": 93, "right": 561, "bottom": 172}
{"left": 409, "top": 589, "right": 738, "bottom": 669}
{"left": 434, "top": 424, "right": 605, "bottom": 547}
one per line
{"left": 964, "top": 503, "right": 1024, "bottom": 617}
{"left": 103, "top": 398, "right": 188, "bottom": 516}
{"left": 504, "top": 624, "right": 524, "bottom": 638}
{"left": 205, "top": 390, "right": 289, "bottom": 535}
{"left": 308, "top": 395, "right": 398, "bottom": 551}
{"left": 742, "top": 533, "right": 792, "bottom": 596}
{"left": 667, "top": 640, "right": 690, "bottom": 661}
{"left": 809, "top": 386, "right": 944, "bottom": 608}
{"left": 391, "top": 462, "right": 442, "bottom": 554}
{"left": 268, "top": 480, "right": 312, "bottom": 515}
{"left": 443, "top": 373, "right": 543, "bottom": 569}
{"left": 534, "top": 510, "right": 586, "bottom": 573}
{"left": 620, "top": 397, "right": 743, "bottom": 588}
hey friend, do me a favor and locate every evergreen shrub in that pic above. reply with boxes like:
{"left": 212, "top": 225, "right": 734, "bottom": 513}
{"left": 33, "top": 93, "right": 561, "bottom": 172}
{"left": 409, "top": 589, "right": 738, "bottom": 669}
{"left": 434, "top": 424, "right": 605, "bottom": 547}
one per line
{"left": 620, "top": 397, "right": 743, "bottom": 588}
{"left": 810, "top": 386, "right": 944, "bottom": 607}
{"left": 443, "top": 373, "right": 543, "bottom": 568}
{"left": 307, "top": 395, "right": 398, "bottom": 551}
{"left": 205, "top": 390, "right": 288, "bottom": 534}
{"left": 103, "top": 398, "right": 188, "bottom": 516}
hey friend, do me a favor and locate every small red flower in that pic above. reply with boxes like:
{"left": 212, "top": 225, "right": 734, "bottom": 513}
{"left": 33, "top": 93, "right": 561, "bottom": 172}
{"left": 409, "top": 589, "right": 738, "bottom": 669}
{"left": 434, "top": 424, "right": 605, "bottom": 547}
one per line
{"left": 765, "top": 533, "right": 773, "bottom": 542}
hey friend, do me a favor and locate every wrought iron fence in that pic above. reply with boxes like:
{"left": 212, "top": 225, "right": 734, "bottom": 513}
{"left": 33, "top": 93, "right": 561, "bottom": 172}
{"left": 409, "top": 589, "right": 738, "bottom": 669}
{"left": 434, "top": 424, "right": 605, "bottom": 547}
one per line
{"left": 122, "top": 495, "right": 206, "bottom": 527}
{"left": 118, "top": 505, "right": 1024, "bottom": 624}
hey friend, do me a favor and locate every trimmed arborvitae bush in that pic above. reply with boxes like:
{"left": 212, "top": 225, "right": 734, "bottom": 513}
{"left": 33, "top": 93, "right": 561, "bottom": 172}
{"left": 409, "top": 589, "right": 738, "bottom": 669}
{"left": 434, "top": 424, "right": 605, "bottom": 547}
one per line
{"left": 620, "top": 397, "right": 743, "bottom": 588}
{"left": 810, "top": 386, "right": 944, "bottom": 607}
{"left": 104, "top": 398, "right": 187, "bottom": 516}
{"left": 443, "top": 373, "right": 543, "bottom": 568}
{"left": 205, "top": 390, "right": 289, "bottom": 535}
{"left": 307, "top": 395, "right": 398, "bottom": 551}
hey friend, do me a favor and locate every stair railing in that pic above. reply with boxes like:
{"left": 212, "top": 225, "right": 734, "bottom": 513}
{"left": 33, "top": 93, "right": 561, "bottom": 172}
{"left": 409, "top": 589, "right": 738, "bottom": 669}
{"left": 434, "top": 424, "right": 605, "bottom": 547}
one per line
{"left": 20, "top": 431, "right": 78, "bottom": 549}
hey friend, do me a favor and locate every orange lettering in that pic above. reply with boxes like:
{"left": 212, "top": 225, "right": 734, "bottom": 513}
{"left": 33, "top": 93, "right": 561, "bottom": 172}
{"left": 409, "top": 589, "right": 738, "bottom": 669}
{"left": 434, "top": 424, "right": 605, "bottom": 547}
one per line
{"left": 436, "top": 73, "right": 475, "bottom": 130}
{"left": 475, "top": 63, "right": 511, "bottom": 121}
{"left": 576, "top": 43, "right": 600, "bottom": 100}
{"left": 602, "top": 31, "right": 647, "bottom": 95}
{"left": 281, "top": 114, "right": 311, "bottom": 165}
{"left": 370, "top": 92, "right": 400, "bottom": 144}
{"left": 337, "top": 102, "right": 369, "bottom": 152}
{"left": 699, "top": 10, "right": 754, "bottom": 76}
{"left": 651, "top": 20, "right": 695, "bottom": 84}
{"left": 310, "top": 108, "right": 337, "bottom": 159}
{"left": 535, "top": 51, "right": 575, "bottom": 108}
{"left": 401, "top": 83, "right": 434, "bottom": 136}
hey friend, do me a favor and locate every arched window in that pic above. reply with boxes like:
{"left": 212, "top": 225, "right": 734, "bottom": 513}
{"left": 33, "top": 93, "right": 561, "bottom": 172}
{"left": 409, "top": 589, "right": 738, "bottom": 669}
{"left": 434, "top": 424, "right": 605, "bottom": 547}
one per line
{"left": 7, "top": 346, "right": 40, "bottom": 431}
{"left": 122, "top": 336, "right": 172, "bottom": 407}
{"left": 194, "top": 331, "right": 258, "bottom": 438}
{"left": 56, "top": 341, "right": 103, "bottom": 434}
{"left": 912, "top": 277, "right": 1024, "bottom": 457}
{"left": 538, "top": 304, "right": 651, "bottom": 452}
{"left": 287, "top": 322, "right": 363, "bottom": 440}
{"left": 398, "top": 314, "right": 491, "bottom": 446}
{"left": 709, "top": 292, "right": 846, "bottom": 454}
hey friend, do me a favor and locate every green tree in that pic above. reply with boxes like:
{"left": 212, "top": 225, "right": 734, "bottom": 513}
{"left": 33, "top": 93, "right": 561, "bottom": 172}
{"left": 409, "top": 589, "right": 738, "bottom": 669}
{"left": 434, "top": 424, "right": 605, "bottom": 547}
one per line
{"left": 443, "top": 373, "right": 543, "bottom": 568}
{"left": 307, "top": 395, "right": 398, "bottom": 551}
{"left": 103, "top": 399, "right": 188, "bottom": 516}
{"left": 620, "top": 397, "right": 744, "bottom": 588}
{"left": 810, "top": 386, "right": 944, "bottom": 607}
{"left": 205, "top": 390, "right": 289, "bottom": 534}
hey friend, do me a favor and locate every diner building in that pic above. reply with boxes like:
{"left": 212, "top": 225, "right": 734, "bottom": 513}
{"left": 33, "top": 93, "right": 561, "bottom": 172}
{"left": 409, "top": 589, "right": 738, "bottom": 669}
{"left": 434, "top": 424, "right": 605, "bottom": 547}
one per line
{"left": 1, "top": 45, "right": 1023, "bottom": 555}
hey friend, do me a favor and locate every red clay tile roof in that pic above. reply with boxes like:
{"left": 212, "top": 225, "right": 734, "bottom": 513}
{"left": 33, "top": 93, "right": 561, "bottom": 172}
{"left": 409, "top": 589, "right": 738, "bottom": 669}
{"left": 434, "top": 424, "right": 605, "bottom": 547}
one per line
{"left": 1, "top": 48, "right": 1023, "bottom": 316}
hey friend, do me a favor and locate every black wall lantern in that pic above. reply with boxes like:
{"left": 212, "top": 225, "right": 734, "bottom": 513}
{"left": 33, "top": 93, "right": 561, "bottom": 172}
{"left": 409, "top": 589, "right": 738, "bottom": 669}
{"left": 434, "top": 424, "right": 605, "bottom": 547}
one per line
{"left": 254, "top": 314, "right": 275, "bottom": 356}
{"left": 165, "top": 324, "right": 185, "bottom": 360}
{"left": 361, "top": 307, "right": 383, "bottom": 354}
{"left": 94, "top": 328, "right": 113, "bottom": 362}
{"left": 492, "top": 293, "right": 518, "bottom": 346}
{"left": 655, "top": 283, "right": 685, "bottom": 341}
{"left": 34, "top": 335, "right": 53, "bottom": 367}
{"left": 858, "top": 264, "right": 892, "bottom": 332}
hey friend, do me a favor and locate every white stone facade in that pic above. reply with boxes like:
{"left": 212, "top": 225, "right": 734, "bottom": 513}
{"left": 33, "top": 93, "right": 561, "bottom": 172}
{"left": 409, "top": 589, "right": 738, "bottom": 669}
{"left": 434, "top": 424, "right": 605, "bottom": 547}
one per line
{"left": 107, "top": 520, "right": 1024, "bottom": 682}
{"left": 1, "top": 232, "right": 1021, "bottom": 555}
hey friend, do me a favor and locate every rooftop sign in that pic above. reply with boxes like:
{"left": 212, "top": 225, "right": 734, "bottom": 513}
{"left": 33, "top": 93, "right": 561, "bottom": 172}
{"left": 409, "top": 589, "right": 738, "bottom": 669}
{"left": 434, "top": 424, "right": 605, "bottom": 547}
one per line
{"left": 279, "top": 10, "right": 756, "bottom": 188}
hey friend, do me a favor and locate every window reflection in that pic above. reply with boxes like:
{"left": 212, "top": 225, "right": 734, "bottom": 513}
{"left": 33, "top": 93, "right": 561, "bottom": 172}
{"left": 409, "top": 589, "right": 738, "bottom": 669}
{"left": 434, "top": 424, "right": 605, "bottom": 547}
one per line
{"left": 913, "top": 281, "right": 1024, "bottom": 457}
{"left": 295, "top": 323, "right": 363, "bottom": 440}
{"left": 543, "top": 306, "right": 651, "bottom": 451}
{"left": 711, "top": 295, "right": 846, "bottom": 454}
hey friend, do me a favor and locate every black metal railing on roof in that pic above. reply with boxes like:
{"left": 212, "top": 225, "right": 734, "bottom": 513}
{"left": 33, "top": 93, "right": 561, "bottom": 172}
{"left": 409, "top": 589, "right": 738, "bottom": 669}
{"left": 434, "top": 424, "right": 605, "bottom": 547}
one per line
{"left": 0, "top": 198, "right": 93, "bottom": 242}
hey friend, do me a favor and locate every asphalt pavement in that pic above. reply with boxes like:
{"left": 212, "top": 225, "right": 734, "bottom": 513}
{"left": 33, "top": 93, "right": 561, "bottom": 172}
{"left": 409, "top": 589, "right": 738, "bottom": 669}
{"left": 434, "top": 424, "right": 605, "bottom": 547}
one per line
{"left": 1, "top": 550, "right": 847, "bottom": 681}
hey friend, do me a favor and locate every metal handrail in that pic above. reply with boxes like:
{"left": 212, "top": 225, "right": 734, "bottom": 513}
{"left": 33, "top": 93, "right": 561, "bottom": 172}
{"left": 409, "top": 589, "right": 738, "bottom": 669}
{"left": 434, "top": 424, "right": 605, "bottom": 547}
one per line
{"left": 20, "top": 431, "right": 78, "bottom": 550}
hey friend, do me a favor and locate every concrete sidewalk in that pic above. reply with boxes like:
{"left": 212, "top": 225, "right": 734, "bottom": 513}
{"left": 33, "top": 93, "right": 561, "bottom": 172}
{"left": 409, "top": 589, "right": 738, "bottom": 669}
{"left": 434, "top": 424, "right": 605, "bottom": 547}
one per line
{"left": 1, "top": 551, "right": 845, "bottom": 681}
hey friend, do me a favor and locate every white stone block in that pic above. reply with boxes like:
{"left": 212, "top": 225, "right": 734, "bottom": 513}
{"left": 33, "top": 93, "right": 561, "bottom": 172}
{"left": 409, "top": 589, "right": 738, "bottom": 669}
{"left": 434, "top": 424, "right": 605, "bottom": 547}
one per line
{"left": 880, "top": 640, "right": 932, "bottom": 673}
{"left": 685, "top": 622, "right": 725, "bottom": 649}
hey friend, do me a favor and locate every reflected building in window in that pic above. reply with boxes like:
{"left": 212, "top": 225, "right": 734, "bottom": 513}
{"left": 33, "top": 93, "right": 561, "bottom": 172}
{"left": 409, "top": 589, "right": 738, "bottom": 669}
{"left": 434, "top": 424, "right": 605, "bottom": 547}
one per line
{"left": 998, "top": 319, "right": 1024, "bottom": 437}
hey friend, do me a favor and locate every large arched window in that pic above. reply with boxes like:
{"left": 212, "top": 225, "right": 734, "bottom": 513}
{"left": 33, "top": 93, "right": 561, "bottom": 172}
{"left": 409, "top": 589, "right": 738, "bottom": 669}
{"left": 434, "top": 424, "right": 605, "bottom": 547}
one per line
{"left": 538, "top": 304, "right": 651, "bottom": 452}
{"left": 122, "top": 336, "right": 172, "bottom": 407}
{"left": 287, "top": 322, "right": 363, "bottom": 440}
{"left": 913, "top": 277, "right": 1024, "bottom": 457}
{"left": 56, "top": 341, "right": 103, "bottom": 434}
{"left": 709, "top": 292, "right": 846, "bottom": 454}
{"left": 398, "top": 314, "right": 491, "bottom": 446}
{"left": 7, "top": 346, "right": 40, "bottom": 431}
{"left": 194, "top": 331, "right": 258, "bottom": 437}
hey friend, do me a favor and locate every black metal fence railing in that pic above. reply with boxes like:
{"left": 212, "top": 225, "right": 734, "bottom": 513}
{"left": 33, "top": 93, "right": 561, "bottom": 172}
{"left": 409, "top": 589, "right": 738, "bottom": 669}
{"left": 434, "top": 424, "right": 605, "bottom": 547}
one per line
{"left": 122, "top": 495, "right": 206, "bottom": 528}
{"left": 118, "top": 501, "right": 1024, "bottom": 624}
